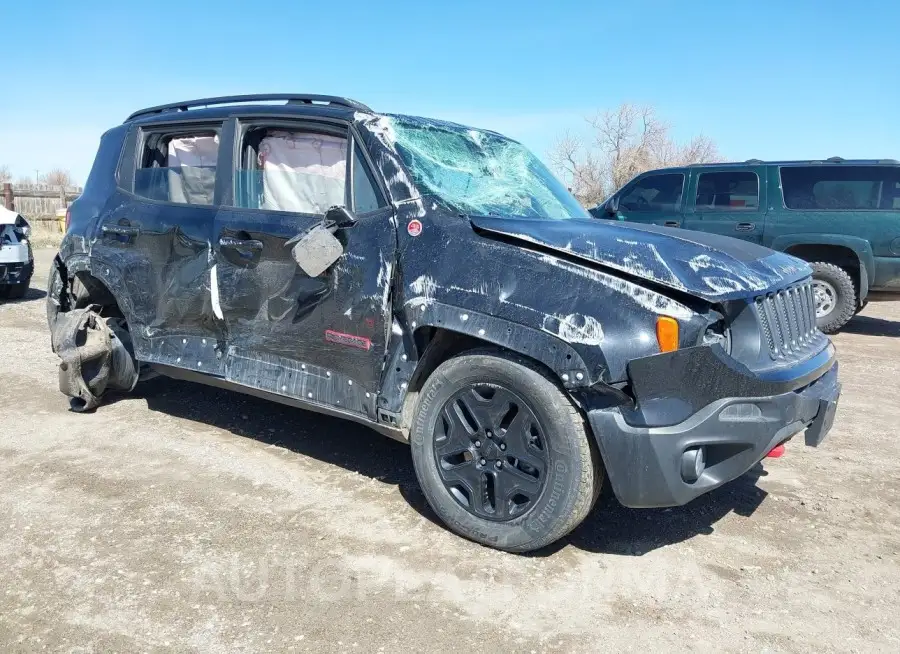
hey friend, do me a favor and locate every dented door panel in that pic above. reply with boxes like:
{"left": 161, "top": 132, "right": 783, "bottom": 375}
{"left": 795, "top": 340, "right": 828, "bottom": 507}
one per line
{"left": 86, "top": 189, "right": 222, "bottom": 361}
{"left": 213, "top": 205, "right": 397, "bottom": 396}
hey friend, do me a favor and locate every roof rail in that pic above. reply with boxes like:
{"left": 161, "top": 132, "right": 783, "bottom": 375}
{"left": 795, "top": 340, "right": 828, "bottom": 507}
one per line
{"left": 126, "top": 94, "right": 373, "bottom": 122}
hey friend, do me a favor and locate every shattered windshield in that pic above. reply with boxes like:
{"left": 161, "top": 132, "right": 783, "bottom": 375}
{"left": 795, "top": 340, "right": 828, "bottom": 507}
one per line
{"left": 387, "top": 116, "right": 589, "bottom": 220}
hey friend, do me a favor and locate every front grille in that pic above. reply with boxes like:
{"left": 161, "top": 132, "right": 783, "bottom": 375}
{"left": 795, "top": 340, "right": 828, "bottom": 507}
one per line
{"left": 755, "top": 280, "right": 820, "bottom": 359}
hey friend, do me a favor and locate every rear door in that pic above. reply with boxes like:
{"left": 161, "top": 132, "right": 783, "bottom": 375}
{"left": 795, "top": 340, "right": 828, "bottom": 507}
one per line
{"left": 97, "top": 120, "right": 226, "bottom": 360}
{"left": 211, "top": 116, "right": 396, "bottom": 414}
{"left": 681, "top": 165, "right": 767, "bottom": 243}
{"left": 614, "top": 170, "right": 687, "bottom": 227}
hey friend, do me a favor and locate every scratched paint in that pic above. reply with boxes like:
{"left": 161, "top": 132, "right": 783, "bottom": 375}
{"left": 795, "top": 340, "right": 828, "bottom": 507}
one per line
{"left": 542, "top": 313, "right": 605, "bottom": 345}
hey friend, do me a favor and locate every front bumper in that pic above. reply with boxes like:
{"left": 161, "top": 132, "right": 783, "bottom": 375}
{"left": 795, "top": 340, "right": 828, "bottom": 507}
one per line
{"left": 588, "top": 358, "right": 840, "bottom": 508}
{"left": 0, "top": 260, "right": 33, "bottom": 285}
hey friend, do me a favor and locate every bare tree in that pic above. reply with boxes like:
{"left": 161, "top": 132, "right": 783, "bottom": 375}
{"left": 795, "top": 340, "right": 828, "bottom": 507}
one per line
{"left": 549, "top": 103, "right": 719, "bottom": 207}
{"left": 41, "top": 168, "right": 74, "bottom": 188}
{"left": 0, "top": 165, "right": 11, "bottom": 183}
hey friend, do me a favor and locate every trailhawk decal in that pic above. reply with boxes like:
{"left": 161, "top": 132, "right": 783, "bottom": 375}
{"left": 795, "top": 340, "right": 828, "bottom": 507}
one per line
{"left": 325, "top": 330, "right": 372, "bottom": 351}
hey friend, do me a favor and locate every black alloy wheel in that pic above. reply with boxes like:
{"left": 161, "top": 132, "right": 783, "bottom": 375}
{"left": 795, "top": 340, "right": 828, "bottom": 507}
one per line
{"left": 433, "top": 385, "right": 548, "bottom": 521}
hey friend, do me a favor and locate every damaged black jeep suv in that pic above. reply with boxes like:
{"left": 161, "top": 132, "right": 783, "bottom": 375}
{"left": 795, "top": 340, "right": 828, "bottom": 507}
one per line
{"left": 48, "top": 94, "right": 841, "bottom": 552}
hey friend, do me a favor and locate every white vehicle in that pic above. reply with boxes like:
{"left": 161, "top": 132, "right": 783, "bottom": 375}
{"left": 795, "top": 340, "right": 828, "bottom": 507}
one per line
{"left": 0, "top": 206, "right": 34, "bottom": 299}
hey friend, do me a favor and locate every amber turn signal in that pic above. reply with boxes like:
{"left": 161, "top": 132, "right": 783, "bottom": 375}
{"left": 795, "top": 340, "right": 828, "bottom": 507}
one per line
{"left": 656, "top": 316, "right": 680, "bottom": 352}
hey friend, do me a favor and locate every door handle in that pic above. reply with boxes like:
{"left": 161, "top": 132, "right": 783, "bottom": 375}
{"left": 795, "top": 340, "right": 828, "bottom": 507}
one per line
{"left": 735, "top": 222, "right": 756, "bottom": 232}
{"left": 219, "top": 236, "right": 263, "bottom": 251}
{"left": 101, "top": 224, "right": 141, "bottom": 237}
{"left": 664, "top": 221, "right": 680, "bottom": 228}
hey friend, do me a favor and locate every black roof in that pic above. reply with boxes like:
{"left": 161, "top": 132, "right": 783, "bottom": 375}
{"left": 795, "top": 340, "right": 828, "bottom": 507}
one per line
{"left": 121, "top": 94, "right": 516, "bottom": 142}
{"left": 125, "top": 94, "right": 374, "bottom": 124}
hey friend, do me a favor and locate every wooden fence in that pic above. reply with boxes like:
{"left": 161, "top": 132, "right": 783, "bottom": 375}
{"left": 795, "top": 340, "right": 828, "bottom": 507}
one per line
{"left": 2, "top": 182, "right": 82, "bottom": 232}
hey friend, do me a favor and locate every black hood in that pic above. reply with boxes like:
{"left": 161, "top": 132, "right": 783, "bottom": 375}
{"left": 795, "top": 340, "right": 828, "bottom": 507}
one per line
{"left": 470, "top": 216, "right": 810, "bottom": 302}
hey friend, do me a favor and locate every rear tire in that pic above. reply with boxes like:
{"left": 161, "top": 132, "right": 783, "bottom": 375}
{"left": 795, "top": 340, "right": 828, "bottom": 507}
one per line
{"left": 811, "top": 262, "right": 856, "bottom": 334}
{"left": 409, "top": 349, "right": 602, "bottom": 552}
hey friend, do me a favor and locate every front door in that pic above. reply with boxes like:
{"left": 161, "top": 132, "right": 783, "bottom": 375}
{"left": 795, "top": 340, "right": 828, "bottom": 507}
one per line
{"left": 615, "top": 170, "right": 687, "bottom": 227}
{"left": 681, "top": 166, "right": 767, "bottom": 244}
{"left": 212, "top": 118, "right": 395, "bottom": 417}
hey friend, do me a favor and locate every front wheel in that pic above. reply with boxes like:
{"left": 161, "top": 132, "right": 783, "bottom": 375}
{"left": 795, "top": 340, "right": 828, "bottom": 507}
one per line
{"left": 811, "top": 262, "right": 856, "bottom": 334}
{"left": 409, "top": 349, "right": 602, "bottom": 552}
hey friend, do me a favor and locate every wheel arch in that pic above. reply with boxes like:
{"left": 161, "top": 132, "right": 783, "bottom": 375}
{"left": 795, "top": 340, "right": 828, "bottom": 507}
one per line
{"left": 393, "top": 308, "right": 626, "bottom": 435}
{"left": 402, "top": 303, "right": 602, "bottom": 389}
{"left": 52, "top": 254, "right": 129, "bottom": 320}
{"left": 773, "top": 234, "right": 873, "bottom": 302}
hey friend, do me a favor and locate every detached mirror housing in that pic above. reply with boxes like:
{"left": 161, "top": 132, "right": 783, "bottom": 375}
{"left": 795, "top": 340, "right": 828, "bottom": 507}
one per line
{"left": 325, "top": 205, "right": 357, "bottom": 229}
{"left": 286, "top": 206, "right": 358, "bottom": 277}
{"left": 289, "top": 224, "right": 344, "bottom": 277}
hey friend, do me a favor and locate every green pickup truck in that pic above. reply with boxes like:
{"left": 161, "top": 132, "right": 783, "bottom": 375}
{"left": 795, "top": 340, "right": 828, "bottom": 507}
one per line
{"left": 591, "top": 159, "right": 900, "bottom": 333}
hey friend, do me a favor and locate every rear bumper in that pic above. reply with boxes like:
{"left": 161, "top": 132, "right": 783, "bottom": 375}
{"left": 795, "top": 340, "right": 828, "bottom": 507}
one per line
{"left": 587, "top": 358, "right": 840, "bottom": 508}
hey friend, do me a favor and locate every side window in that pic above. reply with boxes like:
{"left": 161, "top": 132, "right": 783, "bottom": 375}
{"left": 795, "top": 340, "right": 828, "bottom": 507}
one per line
{"left": 781, "top": 166, "right": 897, "bottom": 210}
{"left": 134, "top": 130, "right": 219, "bottom": 205}
{"left": 235, "top": 127, "right": 348, "bottom": 214}
{"left": 351, "top": 143, "right": 385, "bottom": 213}
{"left": 619, "top": 173, "right": 684, "bottom": 212}
{"left": 695, "top": 171, "right": 759, "bottom": 211}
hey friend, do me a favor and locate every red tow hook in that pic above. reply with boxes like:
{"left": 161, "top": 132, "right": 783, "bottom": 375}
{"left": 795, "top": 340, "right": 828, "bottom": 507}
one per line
{"left": 766, "top": 444, "right": 786, "bottom": 458}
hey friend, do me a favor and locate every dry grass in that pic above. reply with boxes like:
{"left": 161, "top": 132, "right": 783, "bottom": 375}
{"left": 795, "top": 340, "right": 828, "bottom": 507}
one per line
{"left": 27, "top": 219, "right": 65, "bottom": 249}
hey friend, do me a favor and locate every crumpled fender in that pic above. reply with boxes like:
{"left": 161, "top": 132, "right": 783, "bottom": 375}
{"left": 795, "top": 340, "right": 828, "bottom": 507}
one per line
{"left": 51, "top": 306, "right": 139, "bottom": 412}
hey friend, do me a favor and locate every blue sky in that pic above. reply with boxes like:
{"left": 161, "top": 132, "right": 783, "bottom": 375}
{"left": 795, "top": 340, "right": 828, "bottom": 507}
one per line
{"left": 1, "top": 0, "right": 897, "bottom": 184}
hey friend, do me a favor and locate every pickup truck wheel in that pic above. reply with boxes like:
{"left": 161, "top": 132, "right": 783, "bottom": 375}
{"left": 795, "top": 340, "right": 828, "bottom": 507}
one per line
{"left": 811, "top": 262, "right": 856, "bottom": 334}
{"left": 409, "top": 350, "right": 602, "bottom": 552}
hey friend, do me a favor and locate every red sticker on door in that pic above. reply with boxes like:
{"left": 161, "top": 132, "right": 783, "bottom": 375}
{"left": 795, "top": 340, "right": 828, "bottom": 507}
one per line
{"left": 407, "top": 219, "right": 423, "bottom": 237}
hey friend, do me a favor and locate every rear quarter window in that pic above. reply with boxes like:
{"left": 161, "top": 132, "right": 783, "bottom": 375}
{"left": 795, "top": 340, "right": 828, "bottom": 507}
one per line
{"left": 781, "top": 165, "right": 900, "bottom": 210}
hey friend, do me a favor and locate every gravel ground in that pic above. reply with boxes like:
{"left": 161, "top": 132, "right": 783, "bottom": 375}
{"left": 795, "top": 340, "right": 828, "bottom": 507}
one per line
{"left": 1, "top": 248, "right": 899, "bottom": 653}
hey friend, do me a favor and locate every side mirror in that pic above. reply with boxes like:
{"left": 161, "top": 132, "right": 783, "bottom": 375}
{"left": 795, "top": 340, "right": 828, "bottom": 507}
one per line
{"left": 287, "top": 206, "right": 358, "bottom": 278}
{"left": 606, "top": 196, "right": 619, "bottom": 216}
{"left": 325, "top": 205, "right": 357, "bottom": 229}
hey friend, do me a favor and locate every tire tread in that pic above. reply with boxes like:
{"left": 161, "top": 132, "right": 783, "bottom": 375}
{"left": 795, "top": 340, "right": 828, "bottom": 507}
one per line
{"left": 811, "top": 262, "right": 856, "bottom": 334}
